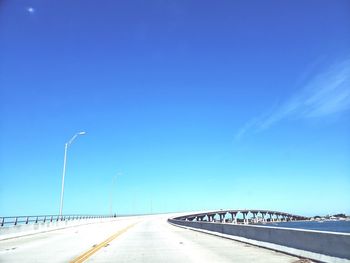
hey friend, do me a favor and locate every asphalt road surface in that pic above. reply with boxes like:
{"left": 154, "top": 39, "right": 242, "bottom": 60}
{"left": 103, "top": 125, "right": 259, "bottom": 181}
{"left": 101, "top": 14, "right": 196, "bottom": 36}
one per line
{"left": 0, "top": 214, "right": 302, "bottom": 262}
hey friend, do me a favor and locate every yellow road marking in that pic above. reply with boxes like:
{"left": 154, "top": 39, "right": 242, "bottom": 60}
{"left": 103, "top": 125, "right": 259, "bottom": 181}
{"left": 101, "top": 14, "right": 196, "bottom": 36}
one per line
{"left": 70, "top": 222, "right": 138, "bottom": 263}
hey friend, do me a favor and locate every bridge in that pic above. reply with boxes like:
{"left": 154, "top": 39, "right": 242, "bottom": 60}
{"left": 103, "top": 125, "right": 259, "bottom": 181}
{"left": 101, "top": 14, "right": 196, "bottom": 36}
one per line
{"left": 0, "top": 210, "right": 349, "bottom": 263}
{"left": 174, "top": 209, "right": 309, "bottom": 224}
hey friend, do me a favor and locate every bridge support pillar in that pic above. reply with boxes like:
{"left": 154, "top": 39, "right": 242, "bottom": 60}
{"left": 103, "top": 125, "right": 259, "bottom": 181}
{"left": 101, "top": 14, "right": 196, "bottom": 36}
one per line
{"left": 243, "top": 212, "right": 248, "bottom": 224}
{"left": 230, "top": 213, "right": 237, "bottom": 224}
{"left": 252, "top": 213, "right": 257, "bottom": 223}
{"left": 219, "top": 213, "right": 226, "bottom": 223}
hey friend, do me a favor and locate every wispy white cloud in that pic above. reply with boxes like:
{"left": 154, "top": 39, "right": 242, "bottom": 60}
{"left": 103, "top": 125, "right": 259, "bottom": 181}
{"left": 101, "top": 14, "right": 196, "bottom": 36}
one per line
{"left": 27, "top": 7, "right": 35, "bottom": 14}
{"left": 235, "top": 58, "right": 350, "bottom": 140}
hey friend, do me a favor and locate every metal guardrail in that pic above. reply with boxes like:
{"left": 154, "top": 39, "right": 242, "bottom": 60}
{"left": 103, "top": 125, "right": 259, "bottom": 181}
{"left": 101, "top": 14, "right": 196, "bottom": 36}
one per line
{"left": 0, "top": 215, "right": 114, "bottom": 227}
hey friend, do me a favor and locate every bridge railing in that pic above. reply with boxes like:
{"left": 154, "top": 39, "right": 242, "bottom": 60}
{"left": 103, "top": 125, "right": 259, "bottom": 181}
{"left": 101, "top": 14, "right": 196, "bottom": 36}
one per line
{"left": 0, "top": 215, "right": 114, "bottom": 227}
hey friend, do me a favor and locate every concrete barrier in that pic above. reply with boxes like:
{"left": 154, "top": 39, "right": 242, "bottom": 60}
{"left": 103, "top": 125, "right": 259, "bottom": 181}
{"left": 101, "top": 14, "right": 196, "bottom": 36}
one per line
{"left": 0, "top": 217, "right": 118, "bottom": 241}
{"left": 168, "top": 219, "right": 350, "bottom": 263}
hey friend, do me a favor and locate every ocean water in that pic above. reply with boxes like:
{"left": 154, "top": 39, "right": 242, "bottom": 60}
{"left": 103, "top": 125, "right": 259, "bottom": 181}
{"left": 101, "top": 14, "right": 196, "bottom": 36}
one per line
{"left": 257, "top": 220, "right": 350, "bottom": 233}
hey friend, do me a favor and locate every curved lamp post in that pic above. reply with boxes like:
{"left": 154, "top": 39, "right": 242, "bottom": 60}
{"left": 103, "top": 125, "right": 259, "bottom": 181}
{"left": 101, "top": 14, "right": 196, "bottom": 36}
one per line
{"left": 59, "top": 131, "right": 86, "bottom": 216}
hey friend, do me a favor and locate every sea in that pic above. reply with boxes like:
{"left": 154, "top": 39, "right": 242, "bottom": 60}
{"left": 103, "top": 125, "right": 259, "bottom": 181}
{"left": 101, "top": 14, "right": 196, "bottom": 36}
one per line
{"left": 255, "top": 220, "right": 350, "bottom": 233}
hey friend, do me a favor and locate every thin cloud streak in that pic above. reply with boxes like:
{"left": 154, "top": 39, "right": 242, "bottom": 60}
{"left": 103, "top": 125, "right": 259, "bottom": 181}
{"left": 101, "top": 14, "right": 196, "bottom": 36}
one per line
{"left": 27, "top": 7, "right": 35, "bottom": 14}
{"left": 236, "top": 58, "right": 350, "bottom": 140}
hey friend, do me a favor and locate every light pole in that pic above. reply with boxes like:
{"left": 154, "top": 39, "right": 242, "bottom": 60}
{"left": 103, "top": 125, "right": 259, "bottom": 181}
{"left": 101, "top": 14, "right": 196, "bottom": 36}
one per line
{"left": 110, "top": 176, "right": 116, "bottom": 216}
{"left": 59, "top": 131, "right": 86, "bottom": 216}
{"left": 110, "top": 172, "right": 122, "bottom": 217}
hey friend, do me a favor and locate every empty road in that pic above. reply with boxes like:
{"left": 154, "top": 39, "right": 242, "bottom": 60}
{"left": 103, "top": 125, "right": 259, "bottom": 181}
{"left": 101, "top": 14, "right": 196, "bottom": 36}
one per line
{"left": 0, "top": 214, "right": 302, "bottom": 262}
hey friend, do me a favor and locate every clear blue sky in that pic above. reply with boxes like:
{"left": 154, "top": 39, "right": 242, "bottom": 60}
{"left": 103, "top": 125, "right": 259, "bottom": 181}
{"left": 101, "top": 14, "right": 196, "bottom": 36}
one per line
{"left": 1, "top": 0, "right": 349, "bottom": 217}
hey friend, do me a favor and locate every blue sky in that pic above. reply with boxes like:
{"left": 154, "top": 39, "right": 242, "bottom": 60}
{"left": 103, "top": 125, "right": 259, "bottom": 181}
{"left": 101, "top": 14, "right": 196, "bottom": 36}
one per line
{"left": 1, "top": 0, "right": 349, "bottom": 217}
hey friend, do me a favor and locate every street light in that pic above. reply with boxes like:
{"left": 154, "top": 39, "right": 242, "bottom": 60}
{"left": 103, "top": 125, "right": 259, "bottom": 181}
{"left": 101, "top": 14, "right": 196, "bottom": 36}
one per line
{"left": 59, "top": 131, "right": 86, "bottom": 216}
{"left": 110, "top": 172, "right": 122, "bottom": 217}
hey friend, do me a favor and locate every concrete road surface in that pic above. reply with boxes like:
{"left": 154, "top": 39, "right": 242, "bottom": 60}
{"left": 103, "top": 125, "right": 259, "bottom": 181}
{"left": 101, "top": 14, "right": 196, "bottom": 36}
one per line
{"left": 0, "top": 214, "right": 302, "bottom": 262}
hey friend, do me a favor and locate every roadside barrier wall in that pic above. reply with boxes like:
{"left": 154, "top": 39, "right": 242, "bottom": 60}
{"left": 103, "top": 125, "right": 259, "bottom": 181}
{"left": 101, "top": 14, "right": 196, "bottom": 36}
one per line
{"left": 0, "top": 218, "right": 118, "bottom": 241}
{"left": 168, "top": 219, "right": 350, "bottom": 262}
